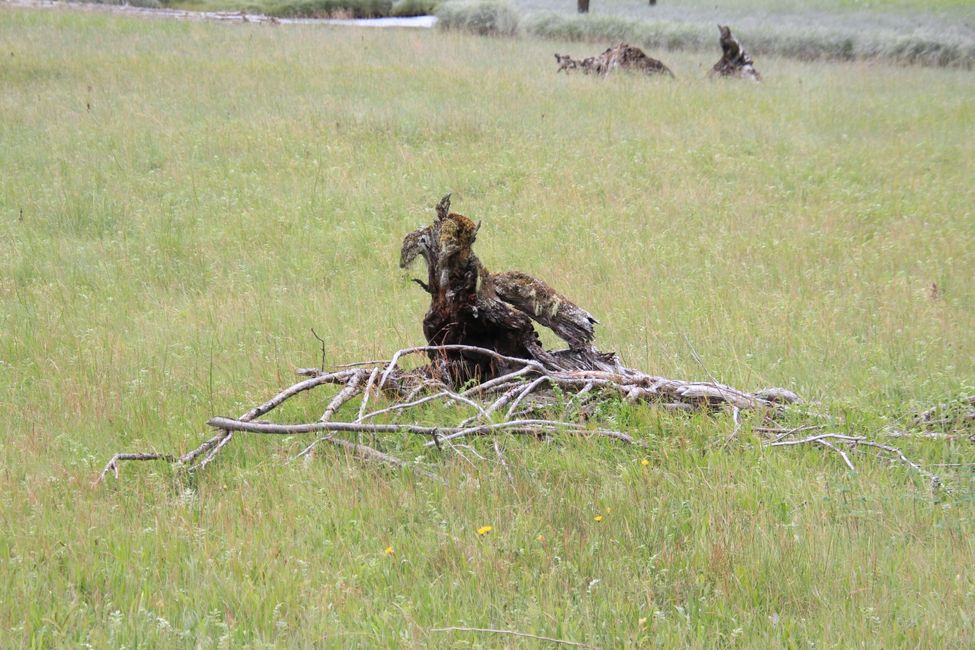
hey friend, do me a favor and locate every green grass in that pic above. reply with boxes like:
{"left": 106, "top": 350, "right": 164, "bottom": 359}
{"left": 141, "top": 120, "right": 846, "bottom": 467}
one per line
{"left": 2, "top": 7, "right": 975, "bottom": 647}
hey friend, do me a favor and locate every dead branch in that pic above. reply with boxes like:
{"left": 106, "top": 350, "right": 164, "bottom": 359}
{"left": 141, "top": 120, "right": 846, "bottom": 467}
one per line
{"left": 95, "top": 453, "right": 176, "bottom": 485}
{"left": 323, "top": 370, "right": 365, "bottom": 422}
{"left": 816, "top": 439, "right": 857, "bottom": 472}
{"left": 766, "top": 431, "right": 941, "bottom": 486}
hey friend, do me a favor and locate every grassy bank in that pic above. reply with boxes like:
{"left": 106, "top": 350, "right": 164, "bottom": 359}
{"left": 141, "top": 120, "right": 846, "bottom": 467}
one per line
{"left": 2, "top": 7, "right": 975, "bottom": 647}
{"left": 436, "top": 0, "right": 975, "bottom": 68}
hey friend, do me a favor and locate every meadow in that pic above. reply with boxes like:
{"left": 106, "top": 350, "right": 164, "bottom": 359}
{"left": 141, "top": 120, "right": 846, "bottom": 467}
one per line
{"left": 1, "top": 6, "right": 975, "bottom": 647}
{"left": 76, "top": 0, "right": 975, "bottom": 67}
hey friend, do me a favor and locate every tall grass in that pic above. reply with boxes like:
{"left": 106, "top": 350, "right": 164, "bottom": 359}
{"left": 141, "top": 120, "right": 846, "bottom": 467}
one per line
{"left": 1, "top": 7, "right": 974, "bottom": 647}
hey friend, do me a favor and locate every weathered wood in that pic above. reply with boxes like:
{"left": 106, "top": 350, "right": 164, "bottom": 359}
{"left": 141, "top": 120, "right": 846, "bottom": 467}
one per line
{"left": 401, "top": 194, "right": 621, "bottom": 383}
{"left": 554, "top": 43, "right": 674, "bottom": 78}
{"left": 709, "top": 25, "right": 762, "bottom": 81}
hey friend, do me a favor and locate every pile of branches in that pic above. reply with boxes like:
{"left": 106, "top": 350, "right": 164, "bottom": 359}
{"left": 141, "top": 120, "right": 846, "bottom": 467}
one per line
{"left": 97, "top": 195, "right": 968, "bottom": 487}
{"left": 97, "top": 342, "right": 801, "bottom": 483}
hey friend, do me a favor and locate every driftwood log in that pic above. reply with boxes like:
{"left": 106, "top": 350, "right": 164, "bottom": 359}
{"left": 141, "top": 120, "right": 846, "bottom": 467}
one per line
{"left": 96, "top": 195, "right": 967, "bottom": 487}
{"left": 555, "top": 43, "right": 674, "bottom": 78}
{"left": 709, "top": 25, "right": 761, "bottom": 81}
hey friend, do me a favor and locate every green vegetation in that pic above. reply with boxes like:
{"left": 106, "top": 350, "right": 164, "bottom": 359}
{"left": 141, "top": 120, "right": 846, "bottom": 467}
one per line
{"left": 391, "top": 0, "right": 440, "bottom": 18}
{"left": 437, "top": 0, "right": 519, "bottom": 36}
{"left": 2, "top": 7, "right": 975, "bottom": 647}
{"left": 438, "top": 0, "right": 975, "bottom": 67}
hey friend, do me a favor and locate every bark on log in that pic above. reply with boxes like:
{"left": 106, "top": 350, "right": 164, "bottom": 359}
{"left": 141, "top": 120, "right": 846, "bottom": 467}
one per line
{"left": 401, "top": 194, "right": 620, "bottom": 384}
{"left": 709, "top": 25, "right": 762, "bottom": 81}
{"left": 554, "top": 43, "right": 675, "bottom": 78}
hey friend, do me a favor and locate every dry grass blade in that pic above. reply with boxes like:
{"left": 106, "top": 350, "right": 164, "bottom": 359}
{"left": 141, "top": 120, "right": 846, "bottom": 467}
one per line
{"left": 431, "top": 626, "right": 597, "bottom": 648}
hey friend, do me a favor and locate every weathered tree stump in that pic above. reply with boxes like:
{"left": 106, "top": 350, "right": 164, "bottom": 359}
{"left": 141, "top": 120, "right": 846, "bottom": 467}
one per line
{"left": 554, "top": 43, "right": 675, "bottom": 78}
{"left": 709, "top": 25, "right": 762, "bottom": 81}
{"left": 400, "top": 194, "right": 619, "bottom": 384}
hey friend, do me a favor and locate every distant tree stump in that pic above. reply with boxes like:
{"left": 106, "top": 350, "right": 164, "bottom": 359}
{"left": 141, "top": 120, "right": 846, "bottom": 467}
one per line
{"left": 577, "top": 0, "right": 589, "bottom": 13}
{"left": 709, "top": 25, "right": 762, "bottom": 81}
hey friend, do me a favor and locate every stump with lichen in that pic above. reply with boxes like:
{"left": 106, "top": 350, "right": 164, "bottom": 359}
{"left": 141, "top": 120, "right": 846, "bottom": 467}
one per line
{"left": 399, "top": 193, "right": 618, "bottom": 384}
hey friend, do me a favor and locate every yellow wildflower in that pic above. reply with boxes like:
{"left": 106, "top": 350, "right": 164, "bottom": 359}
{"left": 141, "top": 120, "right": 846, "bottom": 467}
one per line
{"left": 384, "top": 546, "right": 394, "bottom": 555}
{"left": 639, "top": 617, "right": 647, "bottom": 627}
{"left": 537, "top": 535, "right": 545, "bottom": 543}
{"left": 606, "top": 506, "right": 613, "bottom": 513}
{"left": 594, "top": 515, "right": 604, "bottom": 522}
{"left": 641, "top": 459, "right": 650, "bottom": 466}
{"left": 477, "top": 525, "right": 493, "bottom": 536}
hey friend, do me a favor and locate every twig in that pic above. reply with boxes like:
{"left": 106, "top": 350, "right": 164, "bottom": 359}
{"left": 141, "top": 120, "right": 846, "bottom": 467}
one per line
{"left": 816, "top": 439, "right": 856, "bottom": 472}
{"left": 356, "top": 368, "right": 381, "bottom": 422}
{"left": 494, "top": 440, "right": 514, "bottom": 482}
{"left": 505, "top": 376, "right": 551, "bottom": 419}
{"left": 94, "top": 453, "right": 175, "bottom": 485}
{"left": 767, "top": 433, "right": 864, "bottom": 448}
{"left": 851, "top": 440, "right": 941, "bottom": 485}
{"left": 377, "top": 345, "right": 545, "bottom": 393}
{"left": 310, "top": 328, "right": 327, "bottom": 372}
{"left": 192, "top": 429, "right": 235, "bottom": 471}
{"left": 322, "top": 370, "right": 365, "bottom": 422}
{"left": 294, "top": 434, "right": 333, "bottom": 460}
{"left": 771, "top": 424, "right": 827, "bottom": 443}
{"left": 431, "top": 626, "right": 596, "bottom": 649}
{"left": 715, "top": 406, "right": 742, "bottom": 448}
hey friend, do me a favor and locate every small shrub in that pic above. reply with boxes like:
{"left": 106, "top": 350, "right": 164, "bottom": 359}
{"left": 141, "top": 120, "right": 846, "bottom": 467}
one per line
{"left": 269, "top": 0, "right": 393, "bottom": 18}
{"left": 436, "top": 0, "right": 519, "bottom": 37}
{"left": 390, "top": 0, "right": 439, "bottom": 17}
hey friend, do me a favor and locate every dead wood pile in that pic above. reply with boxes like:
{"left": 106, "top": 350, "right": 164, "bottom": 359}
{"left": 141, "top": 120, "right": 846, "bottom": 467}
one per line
{"left": 97, "top": 195, "right": 969, "bottom": 488}
{"left": 555, "top": 42, "right": 674, "bottom": 78}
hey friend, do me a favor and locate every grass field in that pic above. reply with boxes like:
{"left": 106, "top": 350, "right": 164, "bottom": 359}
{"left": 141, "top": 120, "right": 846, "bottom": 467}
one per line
{"left": 2, "top": 7, "right": 975, "bottom": 647}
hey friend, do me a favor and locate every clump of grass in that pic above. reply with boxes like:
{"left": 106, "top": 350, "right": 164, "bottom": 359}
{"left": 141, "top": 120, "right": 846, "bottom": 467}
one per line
{"left": 391, "top": 0, "right": 440, "bottom": 17}
{"left": 520, "top": 11, "right": 975, "bottom": 68}
{"left": 436, "top": 0, "right": 520, "bottom": 36}
{"left": 268, "top": 0, "right": 392, "bottom": 18}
